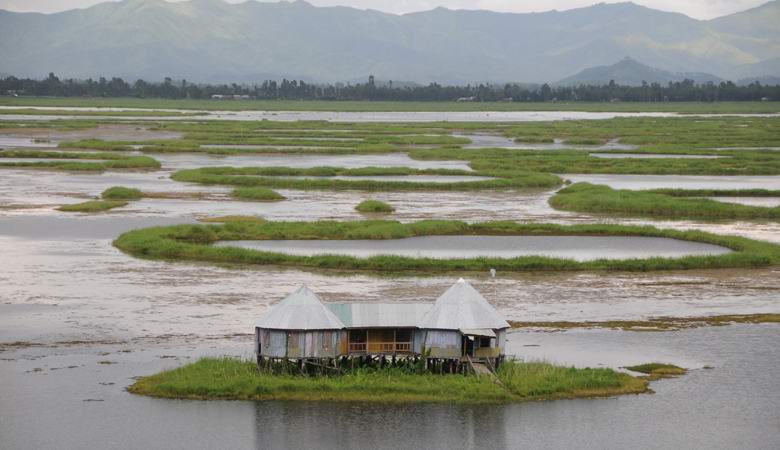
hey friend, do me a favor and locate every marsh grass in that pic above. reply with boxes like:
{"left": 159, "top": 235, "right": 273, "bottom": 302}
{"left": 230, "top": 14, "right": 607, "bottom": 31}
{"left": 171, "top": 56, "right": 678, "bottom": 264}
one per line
{"left": 127, "top": 357, "right": 648, "bottom": 403}
{"left": 171, "top": 166, "right": 561, "bottom": 191}
{"left": 57, "top": 200, "right": 128, "bottom": 212}
{"left": 0, "top": 150, "right": 160, "bottom": 171}
{"left": 550, "top": 183, "right": 780, "bottom": 220}
{"left": 625, "top": 363, "right": 687, "bottom": 380}
{"left": 112, "top": 220, "right": 780, "bottom": 272}
{"left": 231, "top": 187, "right": 286, "bottom": 201}
{"left": 101, "top": 186, "right": 143, "bottom": 200}
{"left": 197, "top": 215, "right": 267, "bottom": 223}
{"left": 356, "top": 199, "right": 395, "bottom": 213}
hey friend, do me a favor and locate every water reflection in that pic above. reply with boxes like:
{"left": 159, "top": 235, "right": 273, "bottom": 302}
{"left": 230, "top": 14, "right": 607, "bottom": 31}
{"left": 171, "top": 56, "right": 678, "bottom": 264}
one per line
{"left": 253, "top": 401, "right": 507, "bottom": 450}
{"left": 218, "top": 235, "right": 732, "bottom": 261}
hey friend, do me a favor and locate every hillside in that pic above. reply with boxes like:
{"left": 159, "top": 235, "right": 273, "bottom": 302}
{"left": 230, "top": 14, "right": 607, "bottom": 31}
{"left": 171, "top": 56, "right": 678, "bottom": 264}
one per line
{"left": 557, "top": 58, "right": 722, "bottom": 86}
{"left": 0, "top": 0, "right": 778, "bottom": 83}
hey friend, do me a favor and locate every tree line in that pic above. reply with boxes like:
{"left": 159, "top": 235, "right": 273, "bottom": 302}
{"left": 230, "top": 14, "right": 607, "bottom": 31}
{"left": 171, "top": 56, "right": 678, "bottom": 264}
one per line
{"left": 2, "top": 73, "right": 778, "bottom": 102}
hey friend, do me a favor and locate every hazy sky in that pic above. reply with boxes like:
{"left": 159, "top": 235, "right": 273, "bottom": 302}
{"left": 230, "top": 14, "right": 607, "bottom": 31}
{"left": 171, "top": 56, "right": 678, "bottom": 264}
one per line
{"left": 0, "top": 0, "right": 769, "bottom": 19}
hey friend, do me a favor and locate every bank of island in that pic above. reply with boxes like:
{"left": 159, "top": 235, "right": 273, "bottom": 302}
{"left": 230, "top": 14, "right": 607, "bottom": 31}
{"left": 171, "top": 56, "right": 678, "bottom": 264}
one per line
{"left": 129, "top": 280, "right": 681, "bottom": 403}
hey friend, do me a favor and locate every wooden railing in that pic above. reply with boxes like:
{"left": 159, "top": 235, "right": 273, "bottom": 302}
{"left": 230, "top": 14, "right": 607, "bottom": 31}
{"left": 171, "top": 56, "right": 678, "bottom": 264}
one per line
{"left": 348, "top": 342, "right": 412, "bottom": 354}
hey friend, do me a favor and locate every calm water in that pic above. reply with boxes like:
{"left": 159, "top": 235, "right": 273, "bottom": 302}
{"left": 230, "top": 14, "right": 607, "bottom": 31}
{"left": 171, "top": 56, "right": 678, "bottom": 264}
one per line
{"left": 455, "top": 133, "right": 637, "bottom": 150}
{"left": 216, "top": 235, "right": 731, "bottom": 261}
{"left": 1, "top": 325, "right": 777, "bottom": 450}
{"left": 709, "top": 196, "right": 780, "bottom": 207}
{"left": 149, "top": 152, "right": 473, "bottom": 171}
{"left": 263, "top": 174, "right": 494, "bottom": 183}
{"left": 562, "top": 174, "right": 780, "bottom": 190}
{"left": 589, "top": 153, "right": 725, "bottom": 159}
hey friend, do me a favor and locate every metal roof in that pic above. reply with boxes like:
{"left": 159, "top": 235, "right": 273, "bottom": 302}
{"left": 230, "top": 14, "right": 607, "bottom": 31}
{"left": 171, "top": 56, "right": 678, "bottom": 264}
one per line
{"left": 327, "top": 303, "right": 434, "bottom": 328}
{"left": 418, "top": 278, "right": 510, "bottom": 330}
{"left": 255, "top": 286, "right": 346, "bottom": 330}
{"left": 460, "top": 328, "right": 497, "bottom": 338}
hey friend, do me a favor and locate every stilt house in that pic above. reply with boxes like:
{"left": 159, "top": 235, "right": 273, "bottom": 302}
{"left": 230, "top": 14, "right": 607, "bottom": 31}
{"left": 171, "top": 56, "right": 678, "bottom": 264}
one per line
{"left": 255, "top": 279, "right": 510, "bottom": 369}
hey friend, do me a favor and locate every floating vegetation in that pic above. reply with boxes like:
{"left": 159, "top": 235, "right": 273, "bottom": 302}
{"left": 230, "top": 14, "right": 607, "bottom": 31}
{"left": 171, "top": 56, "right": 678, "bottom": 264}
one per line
{"left": 355, "top": 199, "right": 395, "bottom": 213}
{"left": 57, "top": 200, "right": 128, "bottom": 213}
{"left": 113, "top": 220, "right": 780, "bottom": 273}
{"left": 549, "top": 183, "right": 780, "bottom": 220}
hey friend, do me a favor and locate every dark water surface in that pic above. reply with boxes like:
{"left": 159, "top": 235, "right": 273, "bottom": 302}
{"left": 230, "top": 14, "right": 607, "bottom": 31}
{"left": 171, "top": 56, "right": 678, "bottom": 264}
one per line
{"left": 1, "top": 325, "right": 777, "bottom": 450}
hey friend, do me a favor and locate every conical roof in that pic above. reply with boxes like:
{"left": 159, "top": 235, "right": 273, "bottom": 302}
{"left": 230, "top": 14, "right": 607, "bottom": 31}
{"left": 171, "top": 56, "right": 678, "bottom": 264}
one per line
{"left": 255, "top": 286, "right": 346, "bottom": 330}
{"left": 418, "top": 278, "right": 510, "bottom": 330}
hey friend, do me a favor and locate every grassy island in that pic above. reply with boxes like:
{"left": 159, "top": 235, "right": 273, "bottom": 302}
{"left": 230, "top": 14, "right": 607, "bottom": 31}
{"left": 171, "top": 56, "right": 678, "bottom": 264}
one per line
{"left": 112, "top": 220, "right": 780, "bottom": 273}
{"left": 625, "top": 363, "right": 687, "bottom": 380}
{"left": 0, "top": 150, "right": 160, "bottom": 171}
{"left": 58, "top": 200, "right": 128, "bottom": 212}
{"left": 170, "top": 166, "right": 562, "bottom": 191}
{"left": 549, "top": 183, "right": 780, "bottom": 220}
{"left": 128, "top": 357, "right": 649, "bottom": 403}
{"left": 356, "top": 199, "right": 395, "bottom": 213}
{"left": 231, "top": 187, "right": 287, "bottom": 201}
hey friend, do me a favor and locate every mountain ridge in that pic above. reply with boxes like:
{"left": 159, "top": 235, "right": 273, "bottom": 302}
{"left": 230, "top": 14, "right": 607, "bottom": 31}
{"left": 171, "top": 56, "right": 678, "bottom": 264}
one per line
{"left": 0, "top": 0, "right": 777, "bottom": 84}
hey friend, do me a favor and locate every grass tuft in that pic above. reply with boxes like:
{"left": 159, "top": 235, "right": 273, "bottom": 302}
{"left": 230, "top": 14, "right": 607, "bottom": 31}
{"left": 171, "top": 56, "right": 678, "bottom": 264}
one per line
{"left": 356, "top": 199, "right": 395, "bottom": 213}
{"left": 231, "top": 187, "right": 286, "bottom": 201}
{"left": 57, "top": 200, "right": 128, "bottom": 213}
{"left": 101, "top": 186, "right": 143, "bottom": 200}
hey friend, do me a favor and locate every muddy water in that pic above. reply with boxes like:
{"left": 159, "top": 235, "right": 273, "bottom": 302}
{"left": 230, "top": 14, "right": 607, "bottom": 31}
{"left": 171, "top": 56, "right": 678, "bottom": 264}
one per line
{"left": 0, "top": 325, "right": 777, "bottom": 450}
{"left": 217, "top": 235, "right": 731, "bottom": 261}
{"left": 455, "top": 133, "right": 637, "bottom": 150}
{"left": 562, "top": 174, "right": 780, "bottom": 190}
{"left": 589, "top": 153, "right": 725, "bottom": 159}
{"left": 709, "top": 197, "right": 780, "bottom": 207}
{"left": 0, "top": 124, "right": 182, "bottom": 143}
{"left": 264, "top": 174, "right": 494, "bottom": 183}
{"left": 150, "top": 152, "right": 472, "bottom": 171}
{"left": 0, "top": 109, "right": 705, "bottom": 123}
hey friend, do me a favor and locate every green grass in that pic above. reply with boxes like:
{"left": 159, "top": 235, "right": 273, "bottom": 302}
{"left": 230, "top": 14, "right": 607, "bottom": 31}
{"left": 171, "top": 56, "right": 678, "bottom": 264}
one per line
{"left": 197, "top": 215, "right": 267, "bottom": 224}
{"left": 625, "top": 363, "right": 687, "bottom": 379}
{"left": 0, "top": 150, "right": 160, "bottom": 171}
{"left": 127, "top": 357, "right": 648, "bottom": 403}
{"left": 101, "top": 186, "right": 143, "bottom": 200}
{"left": 2, "top": 97, "right": 778, "bottom": 113}
{"left": 355, "top": 199, "right": 395, "bottom": 213}
{"left": 57, "top": 200, "right": 128, "bottom": 212}
{"left": 112, "top": 220, "right": 780, "bottom": 273}
{"left": 231, "top": 187, "right": 286, "bottom": 201}
{"left": 171, "top": 166, "right": 561, "bottom": 191}
{"left": 549, "top": 183, "right": 780, "bottom": 220}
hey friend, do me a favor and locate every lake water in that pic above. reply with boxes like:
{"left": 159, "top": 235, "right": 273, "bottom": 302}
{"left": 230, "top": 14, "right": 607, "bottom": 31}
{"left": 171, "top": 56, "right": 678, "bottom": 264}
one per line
{"left": 216, "top": 235, "right": 731, "bottom": 261}
{"left": 0, "top": 108, "right": 761, "bottom": 123}
{"left": 709, "top": 197, "right": 780, "bottom": 207}
{"left": 562, "top": 174, "right": 780, "bottom": 190}
{"left": 263, "top": 174, "right": 495, "bottom": 183}
{"left": 455, "top": 133, "right": 637, "bottom": 150}
{"left": 589, "top": 153, "right": 725, "bottom": 159}
{"left": 1, "top": 324, "right": 777, "bottom": 450}
{"left": 149, "top": 152, "right": 473, "bottom": 171}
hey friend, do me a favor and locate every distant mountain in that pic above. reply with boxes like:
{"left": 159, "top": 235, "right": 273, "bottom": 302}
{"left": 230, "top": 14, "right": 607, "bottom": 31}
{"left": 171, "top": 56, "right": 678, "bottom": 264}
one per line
{"left": 0, "top": 0, "right": 778, "bottom": 84}
{"left": 557, "top": 57, "right": 722, "bottom": 86}
{"left": 738, "top": 75, "right": 780, "bottom": 86}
